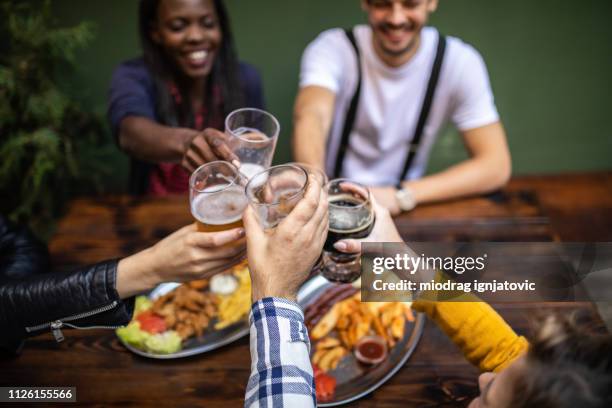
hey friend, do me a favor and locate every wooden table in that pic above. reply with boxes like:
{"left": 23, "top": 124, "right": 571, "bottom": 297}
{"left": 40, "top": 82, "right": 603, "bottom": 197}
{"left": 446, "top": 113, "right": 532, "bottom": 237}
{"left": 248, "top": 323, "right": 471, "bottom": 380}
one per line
{"left": 1, "top": 172, "right": 610, "bottom": 407}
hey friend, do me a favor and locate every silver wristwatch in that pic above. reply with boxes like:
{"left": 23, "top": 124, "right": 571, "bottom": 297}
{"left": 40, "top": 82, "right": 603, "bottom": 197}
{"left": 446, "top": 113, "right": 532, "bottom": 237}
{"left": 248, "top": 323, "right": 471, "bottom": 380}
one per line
{"left": 395, "top": 187, "right": 417, "bottom": 212}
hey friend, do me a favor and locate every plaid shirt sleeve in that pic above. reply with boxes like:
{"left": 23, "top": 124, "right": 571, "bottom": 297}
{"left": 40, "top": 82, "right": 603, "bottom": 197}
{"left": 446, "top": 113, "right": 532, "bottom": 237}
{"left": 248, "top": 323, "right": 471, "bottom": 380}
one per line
{"left": 245, "top": 297, "right": 316, "bottom": 408}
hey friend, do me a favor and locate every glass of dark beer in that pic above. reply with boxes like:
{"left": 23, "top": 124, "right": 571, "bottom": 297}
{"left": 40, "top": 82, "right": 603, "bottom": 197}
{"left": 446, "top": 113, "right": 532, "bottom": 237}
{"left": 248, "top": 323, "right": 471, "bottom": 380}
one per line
{"left": 320, "top": 179, "right": 375, "bottom": 283}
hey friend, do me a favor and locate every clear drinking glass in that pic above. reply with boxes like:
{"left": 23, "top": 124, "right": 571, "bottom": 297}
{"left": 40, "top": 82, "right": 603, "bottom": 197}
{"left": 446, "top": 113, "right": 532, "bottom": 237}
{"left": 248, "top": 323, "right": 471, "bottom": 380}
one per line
{"left": 189, "top": 161, "right": 248, "bottom": 233}
{"left": 320, "top": 179, "right": 375, "bottom": 283}
{"left": 245, "top": 164, "right": 309, "bottom": 229}
{"left": 225, "top": 108, "right": 280, "bottom": 180}
{"left": 286, "top": 162, "right": 328, "bottom": 187}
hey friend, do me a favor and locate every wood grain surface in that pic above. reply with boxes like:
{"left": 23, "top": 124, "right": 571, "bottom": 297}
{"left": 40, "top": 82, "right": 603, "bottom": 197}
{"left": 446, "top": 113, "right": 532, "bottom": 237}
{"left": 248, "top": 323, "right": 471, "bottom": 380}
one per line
{"left": 1, "top": 172, "right": 610, "bottom": 407}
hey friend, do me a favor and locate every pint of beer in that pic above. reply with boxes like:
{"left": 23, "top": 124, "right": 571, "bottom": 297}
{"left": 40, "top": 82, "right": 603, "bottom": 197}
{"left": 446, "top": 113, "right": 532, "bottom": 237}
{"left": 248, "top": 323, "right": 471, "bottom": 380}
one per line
{"left": 189, "top": 161, "right": 248, "bottom": 232}
{"left": 320, "top": 179, "right": 375, "bottom": 283}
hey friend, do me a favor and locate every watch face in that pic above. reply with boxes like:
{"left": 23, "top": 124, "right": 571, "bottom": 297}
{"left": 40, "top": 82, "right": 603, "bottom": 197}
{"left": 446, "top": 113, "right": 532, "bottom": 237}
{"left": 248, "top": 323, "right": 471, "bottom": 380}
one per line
{"left": 396, "top": 189, "right": 416, "bottom": 211}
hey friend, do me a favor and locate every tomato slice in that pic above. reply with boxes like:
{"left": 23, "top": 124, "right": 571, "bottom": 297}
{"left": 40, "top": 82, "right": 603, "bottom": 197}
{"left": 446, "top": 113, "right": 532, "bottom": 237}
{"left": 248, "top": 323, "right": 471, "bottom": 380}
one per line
{"left": 313, "top": 365, "right": 337, "bottom": 402}
{"left": 136, "top": 311, "right": 167, "bottom": 334}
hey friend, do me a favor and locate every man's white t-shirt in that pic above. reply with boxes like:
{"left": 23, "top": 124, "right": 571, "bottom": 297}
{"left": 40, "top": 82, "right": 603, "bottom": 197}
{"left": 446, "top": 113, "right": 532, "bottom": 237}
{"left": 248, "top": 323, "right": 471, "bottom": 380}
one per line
{"left": 299, "top": 25, "right": 500, "bottom": 186}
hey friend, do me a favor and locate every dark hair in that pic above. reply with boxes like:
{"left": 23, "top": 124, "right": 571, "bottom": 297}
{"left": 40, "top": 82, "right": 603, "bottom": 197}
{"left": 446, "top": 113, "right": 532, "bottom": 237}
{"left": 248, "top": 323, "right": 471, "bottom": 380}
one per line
{"left": 138, "top": 0, "right": 244, "bottom": 128}
{"left": 510, "top": 313, "right": 612, "bottom": 408}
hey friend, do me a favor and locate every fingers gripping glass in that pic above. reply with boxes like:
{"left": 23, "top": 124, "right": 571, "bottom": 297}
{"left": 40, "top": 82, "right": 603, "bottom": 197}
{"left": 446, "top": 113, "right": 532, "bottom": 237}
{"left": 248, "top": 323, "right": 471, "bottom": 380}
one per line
{"left": 225, "top": 108, "right": 280, "bottom": 180}
{"left": 320, "top": 179, "right": 375, "bottom": 283}
{"left": 189, "top": 161, "right": 248, "bottom": 233}
{"left": 245, "top": 164, "right": 309, "bottom": 229}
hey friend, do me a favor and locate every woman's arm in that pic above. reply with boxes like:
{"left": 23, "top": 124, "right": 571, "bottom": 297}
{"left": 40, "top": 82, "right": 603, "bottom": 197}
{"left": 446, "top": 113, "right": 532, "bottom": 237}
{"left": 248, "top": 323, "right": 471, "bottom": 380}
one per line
{"left": 0, "top": 223, "right": 245, "bottom": 349}
{"left": 108, "top": 60, "right": 235, "bottom": 171}
{"left": 118, "top": 116, "right": 196, "bottom": 164}
{"left": 0, "top": 260, "right": 134, "bottom": 348}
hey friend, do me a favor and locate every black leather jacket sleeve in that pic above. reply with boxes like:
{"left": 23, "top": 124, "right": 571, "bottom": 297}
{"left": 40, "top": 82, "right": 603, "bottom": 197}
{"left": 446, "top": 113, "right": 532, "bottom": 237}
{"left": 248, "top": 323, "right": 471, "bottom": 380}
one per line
{"left": 0, "top": 216, "right": 134, "bottom": 352}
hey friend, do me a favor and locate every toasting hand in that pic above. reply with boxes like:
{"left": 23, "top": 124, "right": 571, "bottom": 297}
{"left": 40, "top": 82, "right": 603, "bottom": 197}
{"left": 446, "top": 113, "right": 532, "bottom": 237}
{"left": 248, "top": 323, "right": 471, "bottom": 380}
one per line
{"left": 244, "top": 179, "right": 328, "bottom": 302}
{"left": 116, "top": 224, "right": 246, "bottom": 298}
{"left": 181, "top": 128, "right": 240, "bottom": 173}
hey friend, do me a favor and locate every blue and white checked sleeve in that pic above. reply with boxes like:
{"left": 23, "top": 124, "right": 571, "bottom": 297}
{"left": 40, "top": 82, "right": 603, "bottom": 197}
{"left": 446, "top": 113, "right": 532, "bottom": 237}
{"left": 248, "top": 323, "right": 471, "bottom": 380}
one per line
{"left": 245, "top": 297, "right": 316, "bottom": 408}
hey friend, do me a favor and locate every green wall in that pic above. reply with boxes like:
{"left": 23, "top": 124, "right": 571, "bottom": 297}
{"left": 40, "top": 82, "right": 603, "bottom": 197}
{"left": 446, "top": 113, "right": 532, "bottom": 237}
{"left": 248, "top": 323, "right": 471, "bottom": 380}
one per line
{"left": 52, "top": 0, "right": 612, "bottom": 192}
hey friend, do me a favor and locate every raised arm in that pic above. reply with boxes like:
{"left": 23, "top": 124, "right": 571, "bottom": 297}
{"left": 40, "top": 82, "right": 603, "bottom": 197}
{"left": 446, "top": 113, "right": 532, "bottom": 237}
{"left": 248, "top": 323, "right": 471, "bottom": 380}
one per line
{"left": 118, "top": 116, "right": 196, "bottom": 164}
{"left": 243, "top": 180, "right": 328, "bottom": 407}
{"left": 412, "top": 297, "right": 527, "bottom": 373}
{"left": 332, "top": 202, "right": 527, "bottom": 373}
{"left": 107, "top": 61, "right": 236, "bottom": 172}
{"left": 293, "top": 28, "right": 349, "bottom": 170}
{"left": 292, "top": 85, "right": 336, "bottom": 169}
{"left": 1, "top": 222, "right": 245, "bottom": 350}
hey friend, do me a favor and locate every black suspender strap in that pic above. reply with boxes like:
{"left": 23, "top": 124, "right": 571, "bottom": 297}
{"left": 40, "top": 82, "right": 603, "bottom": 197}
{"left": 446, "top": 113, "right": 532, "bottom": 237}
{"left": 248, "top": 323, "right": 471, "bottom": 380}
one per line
{"left": 396, "top": 32, "right": 447, "bottom": 187}
{"left": 332, "top": 29, "right": 362, "bottom": 178}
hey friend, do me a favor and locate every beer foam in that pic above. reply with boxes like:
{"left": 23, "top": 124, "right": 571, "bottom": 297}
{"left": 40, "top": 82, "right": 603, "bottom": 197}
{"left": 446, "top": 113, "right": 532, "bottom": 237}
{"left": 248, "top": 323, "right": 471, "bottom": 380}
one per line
{"left": 328, "top": 195, "right": 372, "bottom": 233}
{"left": 191, "top": 185, "right": 247, "bottom": 225}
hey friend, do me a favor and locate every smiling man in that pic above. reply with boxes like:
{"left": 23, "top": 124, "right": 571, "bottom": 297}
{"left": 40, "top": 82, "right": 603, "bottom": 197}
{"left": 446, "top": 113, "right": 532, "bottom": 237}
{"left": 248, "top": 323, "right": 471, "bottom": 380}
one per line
{"left": 293, "top": 0, "right": 511, "bottom": 214}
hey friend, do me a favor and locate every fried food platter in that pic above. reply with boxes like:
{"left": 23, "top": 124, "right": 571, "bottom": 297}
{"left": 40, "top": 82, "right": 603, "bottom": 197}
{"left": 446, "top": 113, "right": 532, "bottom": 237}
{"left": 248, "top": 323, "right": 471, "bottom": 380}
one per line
{"left": 297, "top": 275, "right": 425, "bottom": 406}
{"left": 116, "top": 264, "right": 251, "bottom": 359}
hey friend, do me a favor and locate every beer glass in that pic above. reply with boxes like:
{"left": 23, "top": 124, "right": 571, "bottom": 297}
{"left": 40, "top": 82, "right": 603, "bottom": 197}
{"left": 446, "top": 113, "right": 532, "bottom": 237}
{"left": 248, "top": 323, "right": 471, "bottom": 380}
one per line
{"left": 245, "top": 164, "right": 308, "bottom": 229}
{"left": 189, "top": 161, "right": 248, "bottom": 232}
{"left": 225, "top": 108, "right": 279, "bottom": 180}
{"left": 320, "top": 179, "right": 375, "bottom": 283}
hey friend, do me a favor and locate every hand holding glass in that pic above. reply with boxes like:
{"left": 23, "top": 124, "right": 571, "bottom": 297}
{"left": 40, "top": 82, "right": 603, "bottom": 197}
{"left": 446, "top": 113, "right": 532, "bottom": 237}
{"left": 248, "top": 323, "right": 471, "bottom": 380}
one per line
{"left": 245, "top": 164, "right": 309, "bottom": 229}
{"left": 225, "top": 108, "right": 279, "bottom": 180}
{"left": 189, "top": 161, "right": 248, "bottom": 232}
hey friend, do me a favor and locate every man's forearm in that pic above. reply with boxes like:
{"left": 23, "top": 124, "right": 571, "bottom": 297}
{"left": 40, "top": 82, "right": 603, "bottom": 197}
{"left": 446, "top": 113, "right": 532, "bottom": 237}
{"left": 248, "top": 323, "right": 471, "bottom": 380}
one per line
{"left": 118, "top": 116, "right": 197, "bottom": 163}
{"left": 245, "top": 298, "right": 315, "bottom": 408}
{"left": 292, "top": 114, "right": 327, "bottom": 169}
{"left": 402, "top": 155, "right": 511, "bottom": 205}
{"left": 291, "top": 86, "right": 336, "bottom": 169}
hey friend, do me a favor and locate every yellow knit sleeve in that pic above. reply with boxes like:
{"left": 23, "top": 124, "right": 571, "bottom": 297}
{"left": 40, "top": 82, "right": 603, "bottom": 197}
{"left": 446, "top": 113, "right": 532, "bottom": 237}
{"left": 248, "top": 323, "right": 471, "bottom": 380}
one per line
{"left": 412, "top": 299, "right": 529, "bottom": 373}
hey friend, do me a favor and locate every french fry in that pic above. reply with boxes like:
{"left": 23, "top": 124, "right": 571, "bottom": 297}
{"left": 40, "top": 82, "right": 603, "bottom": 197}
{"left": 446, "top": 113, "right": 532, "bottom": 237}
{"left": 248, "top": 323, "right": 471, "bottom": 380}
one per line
{"left": 319, "top": 347, "right": 346, "bottom": 372}
{"left": 393, "top": 303, "right": 405, "bottom": 320}
{"left": 348, "top": 323, "right": 360, "bottom": 348}
{"left": 355, "top": 320, "right": 371, "bottom": 340}
{"left": 338, "top": 330, "right": 351, "bottom": 348}
{"left": 336, "top": 314, "right": 350, "bottom": 330}
{"left": 317, "top": 337, "right": 341, "bottom": 350}
{"left": 372, "top": 314, "right": 388, "bottom": 343}
{"left": 391, "top": 315, "right": 405, "bottom": 339}
{"left": 312, "top": 348, "right": 327, "bottom": 366}
{"left": 404, "top": 306, "right": 415, "bottom": 322}
{"left": 331, "top": 348, "right": 348, "bottom": 370}
{"left": 366, "top": 302, "right": 386, "bottom": 315}
{"left": 214, "top": 268, "right": 251, "bottom": 329}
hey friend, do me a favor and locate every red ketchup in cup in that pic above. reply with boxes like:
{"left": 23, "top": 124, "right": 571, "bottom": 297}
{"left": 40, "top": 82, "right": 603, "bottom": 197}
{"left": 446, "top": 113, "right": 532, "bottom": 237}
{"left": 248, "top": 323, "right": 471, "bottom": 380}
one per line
{"left": 354, "top": 335, "right": 388, "bottom": 365}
